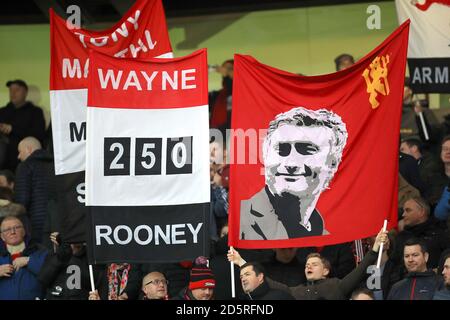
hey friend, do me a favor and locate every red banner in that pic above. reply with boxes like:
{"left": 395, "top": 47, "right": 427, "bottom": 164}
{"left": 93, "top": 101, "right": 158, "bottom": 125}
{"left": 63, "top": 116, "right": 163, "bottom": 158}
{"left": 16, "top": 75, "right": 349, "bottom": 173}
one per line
{"left": 49, "top": 0, "right": 173, "bottom": 176}
{"left": 50, "top": 0, "right": 173, "bottom": 90}
{"left": 85, "top": 49, "right": 210, "bottom": 263}
{"left": 229, "top": 21, "right": 410, "bottom": 249}
{"left": 87, "top": 49, "right": 208, "bottom": 109}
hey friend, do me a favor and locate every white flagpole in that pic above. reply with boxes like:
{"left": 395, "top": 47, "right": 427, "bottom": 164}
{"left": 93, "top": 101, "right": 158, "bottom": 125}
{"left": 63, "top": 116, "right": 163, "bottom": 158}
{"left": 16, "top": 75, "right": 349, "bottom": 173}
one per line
{"left": 354, "top": 239, "right": 363, "bottom": 265}
{"left": 418, "top": 112, "right": 430, "bottom": 141}
{"left": 376, "top": 220, "right": 388, "bottom": 269}
{"left": 89, "top": 264, "right": 95, "bottom": 292}
{"left": 230, "top": 246, "right": 236, "bottom": 298}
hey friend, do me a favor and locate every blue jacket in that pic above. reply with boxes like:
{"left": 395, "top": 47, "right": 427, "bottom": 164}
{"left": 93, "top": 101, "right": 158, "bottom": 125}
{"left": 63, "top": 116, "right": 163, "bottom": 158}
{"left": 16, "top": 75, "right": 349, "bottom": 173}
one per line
{"left": 434, "top": 186, "right": 450, "bottom": 221}
{"left": 387, "top": 270, "right": 443, "bottom": 300}
{"left": 433, "top": 287, "right": 450, "bottom": 300}
{"left": 0, "top": 240, "right": 48, "bottom": 300}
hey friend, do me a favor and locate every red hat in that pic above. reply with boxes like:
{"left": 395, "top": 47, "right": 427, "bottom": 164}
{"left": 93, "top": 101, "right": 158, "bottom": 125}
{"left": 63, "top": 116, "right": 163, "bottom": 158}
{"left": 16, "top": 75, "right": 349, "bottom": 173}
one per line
{"left": 188, "top": 263, "right": 215, "bottom": 290}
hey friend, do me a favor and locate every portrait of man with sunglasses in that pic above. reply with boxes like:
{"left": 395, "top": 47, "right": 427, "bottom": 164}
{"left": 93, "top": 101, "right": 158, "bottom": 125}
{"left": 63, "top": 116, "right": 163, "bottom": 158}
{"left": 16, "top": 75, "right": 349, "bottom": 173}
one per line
{"left": 240, "top": 107, "right": 348, "bottom": 240}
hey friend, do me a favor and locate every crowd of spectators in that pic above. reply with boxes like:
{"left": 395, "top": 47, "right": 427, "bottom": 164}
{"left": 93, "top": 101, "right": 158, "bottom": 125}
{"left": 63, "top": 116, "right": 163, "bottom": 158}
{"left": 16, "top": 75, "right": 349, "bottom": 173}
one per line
{"left": 0, "top": 53, "right": 449, "bottom": 300}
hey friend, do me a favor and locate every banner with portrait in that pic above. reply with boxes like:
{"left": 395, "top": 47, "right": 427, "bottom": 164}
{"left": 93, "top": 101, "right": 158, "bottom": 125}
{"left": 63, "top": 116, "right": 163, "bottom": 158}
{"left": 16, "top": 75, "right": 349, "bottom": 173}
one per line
{"left": 228, "top": 21, "right": 410, "bottom": 249}
{"left": 85, "top": 49, "right": 210, "bottom": 263}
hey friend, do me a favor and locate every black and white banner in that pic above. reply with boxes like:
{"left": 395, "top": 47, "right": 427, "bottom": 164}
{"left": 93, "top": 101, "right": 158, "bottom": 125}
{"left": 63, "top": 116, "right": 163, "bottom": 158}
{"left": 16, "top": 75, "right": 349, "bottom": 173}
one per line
{"left": 56, "top": 172, "right": 87, "bottom": 243}
{"left": 85, "top": 49, "right": 210, "bottom": 263}
{"left": 49, "top": 0, "right": 173, "bottom": 243}
{"left": 396, "top": 0, "right": 450, "bottom": 93}
{"left": 50, "top": 0, "right": 173, "bottom": 175}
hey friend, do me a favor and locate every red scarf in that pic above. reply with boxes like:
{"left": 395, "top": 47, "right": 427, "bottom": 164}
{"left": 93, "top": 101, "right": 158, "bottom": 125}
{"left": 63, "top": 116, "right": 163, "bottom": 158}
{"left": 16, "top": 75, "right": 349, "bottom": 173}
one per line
{"left": 107, "top": 263, "right": 130, "bottom": 300}
{"left": 11, "top": 252, "right": 22, "bottom": 261}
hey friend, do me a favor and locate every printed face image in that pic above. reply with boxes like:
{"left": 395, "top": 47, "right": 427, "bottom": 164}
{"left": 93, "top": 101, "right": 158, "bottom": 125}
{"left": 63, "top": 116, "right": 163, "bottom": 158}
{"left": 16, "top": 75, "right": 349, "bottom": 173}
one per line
{"left": 264, "top": 124, "right": 335, "bottom": 197}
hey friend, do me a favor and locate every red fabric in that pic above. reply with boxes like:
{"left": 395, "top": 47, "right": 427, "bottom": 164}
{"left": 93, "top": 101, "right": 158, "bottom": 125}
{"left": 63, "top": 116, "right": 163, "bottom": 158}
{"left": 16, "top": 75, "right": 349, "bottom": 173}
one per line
{"left": 414, "top": 0, "right": 450, "bottom": 11}
{"left": 220, "top": 165, "right": 230, "bottom": 189}
{"left": 50, "top": 0, "right": 173, "bottom": 90}
{"left": 228, "top": 21, "right": 410, "bottom": 249}
{"left": 179, "top": 261, "right": 193, "bottom": 269}
{"left": 87, "top": 49, "right": 207, "bottom": 109}
{"left": 410, "top": 278, "right": 417, "bottom": 300}
{"left": 189, "top": 278, "right": 216, "bottom": 290}
{"left": 107, "top": 263, "right": 130, "bottom": 300}
{"left": 10, "top": 252, "right": 22, "bottom": 262}
{"left": 315, "top": 246, "right": 324, "bottom": 253}
{"left": 210, "top": 88, "right": 229, "bottom": 128}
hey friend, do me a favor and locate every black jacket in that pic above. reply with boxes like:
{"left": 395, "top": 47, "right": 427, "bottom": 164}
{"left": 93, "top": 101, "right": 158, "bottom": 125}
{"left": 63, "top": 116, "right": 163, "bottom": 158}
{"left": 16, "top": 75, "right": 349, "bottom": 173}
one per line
{"left": 14, "top": 149, "right": 53, "bottom": 243}
{"left": 387, "top": 270, "right": 443, "bottom": 300}
{"left": 0, "top": 102, "right": 46, "bottom": 171}
{"left": 417, "top": 152, "right": 447, "bottom": 205}
{"left": 38, "top": 244, "right": 91, "bottom": 300}
{"left": 359, "top": 258, "right": 403, "bottom": 300}
{"left": 267, "top": 250, "right": 378, "bottom": 300}
{"left": 209, "top": 236, "right": 245, "bottom": 300}
{"left": 245, "top": 281, "right": 294, "bottom": 300}
{"left": 399, "top": 152, "right": 427, "bottom": 196}
{"left": 262, "top": 253, "right": 306, "bottom": 287}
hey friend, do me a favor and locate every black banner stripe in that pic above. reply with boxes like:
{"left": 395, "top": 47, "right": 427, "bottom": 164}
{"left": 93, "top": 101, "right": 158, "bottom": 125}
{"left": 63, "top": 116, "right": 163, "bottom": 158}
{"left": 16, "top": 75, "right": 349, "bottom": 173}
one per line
{"left": 408, "top": 58, "right": 450, "bottom": 93}
{"left": 57, "top": 171, "right": 87, "bottom": 243}
{"left": 87, "top": 203, "right": 210, "bottom": 264}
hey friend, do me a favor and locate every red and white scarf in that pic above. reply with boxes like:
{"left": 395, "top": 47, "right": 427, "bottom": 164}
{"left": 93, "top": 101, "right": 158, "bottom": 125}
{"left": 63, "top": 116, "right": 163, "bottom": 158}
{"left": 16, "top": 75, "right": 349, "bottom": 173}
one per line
{"left": 107, "top": 263, "right": 130, "bottom": 300}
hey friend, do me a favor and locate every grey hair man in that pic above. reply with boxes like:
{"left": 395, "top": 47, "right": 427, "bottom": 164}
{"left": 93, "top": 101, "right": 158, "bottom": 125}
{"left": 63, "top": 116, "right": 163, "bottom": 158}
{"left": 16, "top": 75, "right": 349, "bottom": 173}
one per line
{"left": 240, "top": 107, "right": 348, "bottom": 240}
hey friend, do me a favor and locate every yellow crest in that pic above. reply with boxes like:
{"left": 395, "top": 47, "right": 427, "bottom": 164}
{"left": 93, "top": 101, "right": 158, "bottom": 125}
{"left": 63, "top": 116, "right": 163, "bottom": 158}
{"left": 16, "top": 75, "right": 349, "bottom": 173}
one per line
{"left": 362, "top": 55, "right": 390, "bottom": 109}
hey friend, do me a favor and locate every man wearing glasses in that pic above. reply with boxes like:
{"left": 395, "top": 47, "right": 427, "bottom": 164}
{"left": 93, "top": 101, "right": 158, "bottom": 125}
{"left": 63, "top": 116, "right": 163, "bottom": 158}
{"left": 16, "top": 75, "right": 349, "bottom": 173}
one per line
{"left": 0, "top": 215, "right": 48, "bottom": 299}
{"left": 240, "top": 107, "right": 348, "bottom": 240}
{"left": 142, "top": 271, "right": 169, "bottom": 300}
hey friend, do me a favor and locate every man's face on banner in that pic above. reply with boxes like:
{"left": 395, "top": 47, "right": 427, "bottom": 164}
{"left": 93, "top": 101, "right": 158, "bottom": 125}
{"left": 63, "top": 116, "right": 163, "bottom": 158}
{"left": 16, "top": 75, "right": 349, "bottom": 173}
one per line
{"left": 264, "top": 124, "right": 335, "bottom": 197}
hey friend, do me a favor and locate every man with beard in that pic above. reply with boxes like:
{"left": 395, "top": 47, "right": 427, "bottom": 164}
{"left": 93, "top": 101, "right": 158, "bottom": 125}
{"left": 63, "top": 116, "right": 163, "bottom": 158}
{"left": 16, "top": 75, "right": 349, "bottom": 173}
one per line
{"left": 433, "top": 253, "right": 450, "bottom": 300}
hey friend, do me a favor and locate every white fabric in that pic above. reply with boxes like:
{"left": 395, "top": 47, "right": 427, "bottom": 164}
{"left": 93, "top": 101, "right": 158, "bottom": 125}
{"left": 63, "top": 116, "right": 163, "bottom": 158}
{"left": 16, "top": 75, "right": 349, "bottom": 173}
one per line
{"left": 395, "top": 0, "right": 450, "bottom": 58}
{"left": 85, "top": 105, "right": 210, "bottom": 206}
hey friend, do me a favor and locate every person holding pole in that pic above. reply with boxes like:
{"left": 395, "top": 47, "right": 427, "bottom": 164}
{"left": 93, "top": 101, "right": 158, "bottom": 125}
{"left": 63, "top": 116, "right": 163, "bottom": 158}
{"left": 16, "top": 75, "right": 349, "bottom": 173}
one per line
{"left": 239, "top": 261, "right": 294, "bottom": 300}
{"left": 358, "top": 231, "right": 402, "bottom": 300}
{"left": 38, "top": 232, "right": 91, "bottom": 300}
{"left": 228, "top": 227, "right": 388, "bottom": 300}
